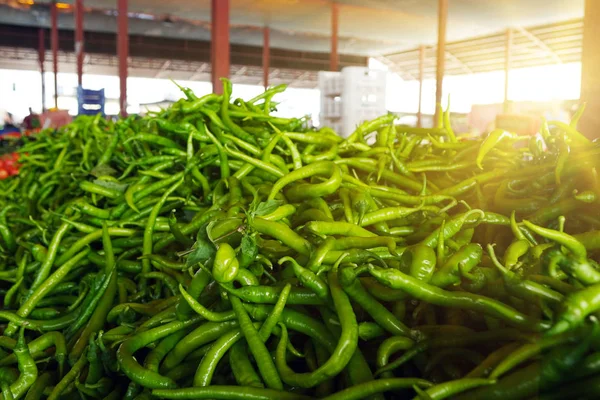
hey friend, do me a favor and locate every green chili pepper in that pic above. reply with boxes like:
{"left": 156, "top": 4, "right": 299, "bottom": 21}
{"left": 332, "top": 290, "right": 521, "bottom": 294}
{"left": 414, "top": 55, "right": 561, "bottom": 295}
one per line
{"left": 213, "top": 243, "right": 240, "bottom": 283}
{"left": 368, "top": 265, "right": 549, "bottom": 332}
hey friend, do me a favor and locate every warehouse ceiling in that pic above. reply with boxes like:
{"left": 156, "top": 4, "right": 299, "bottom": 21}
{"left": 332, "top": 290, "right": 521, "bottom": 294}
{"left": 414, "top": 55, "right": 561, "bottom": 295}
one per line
{"left": 387, "top": 18, "right": 583, "bottom": 80}
{"left": 0, "top": 0, "right": 586, "bottom": 85}
{"left": 0, "top": 0, "right": 584, "bottom": 56}
{"left": 112, "top": 0, "right": 584, "bottom": 54}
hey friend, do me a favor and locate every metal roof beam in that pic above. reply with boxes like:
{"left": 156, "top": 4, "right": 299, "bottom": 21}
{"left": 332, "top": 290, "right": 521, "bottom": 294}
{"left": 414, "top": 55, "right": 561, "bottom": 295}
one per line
{"left": 154, "top": 60, "right": 171, "bottom": 78}
{"left": 373, "top": 55, "right": 416, "bottom": 80}
{"left": 289, "top": 70, "right": 312, "bottom": 86}
{"left": 445, "top": 50, "right": 472, "bottom": 74}
{"left": 383, "top": 17, "right": 583, "bottom": 79}
{"left": 188, "top": 63, "right": 209, "bottom": 80}
{"left": 515, "top": 26, "right": 562, "bottom": 64}
{"left": 234, "top": 66, "right": 248, "bottom": 76}
{"left": 0, "top": 44, "right": 320, "bottom": 87}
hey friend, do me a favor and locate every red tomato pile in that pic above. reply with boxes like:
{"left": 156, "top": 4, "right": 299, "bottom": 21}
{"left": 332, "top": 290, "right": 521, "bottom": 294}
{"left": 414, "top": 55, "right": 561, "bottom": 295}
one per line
{"left": 0, "top": 152, "right": 20, "bottom": 179}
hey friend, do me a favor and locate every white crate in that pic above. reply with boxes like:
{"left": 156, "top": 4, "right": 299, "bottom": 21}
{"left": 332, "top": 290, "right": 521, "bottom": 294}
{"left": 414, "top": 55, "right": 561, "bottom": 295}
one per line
{"left": 319, "top": 118, "right": 343, "bottom": 135}
{"left": 341, "top": 67, "right": 387, "bottom": 137}
{"left": 321, "top": 97, "right": 342, "bottom": 118}
{"left": 342, "top": 109, "right": 387, "bottom": 137}
{"left": 318, "top": 67, "right": 387, "bottom": 137}
{"left": 318, "top": 71, "right": 343, "bottom": 97}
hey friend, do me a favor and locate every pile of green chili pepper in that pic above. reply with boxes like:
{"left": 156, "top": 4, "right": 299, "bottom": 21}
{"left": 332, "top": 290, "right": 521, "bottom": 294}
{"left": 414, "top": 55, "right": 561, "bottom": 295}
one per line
{"left": 0, "top": 78, "right": 599, "bottom": 399}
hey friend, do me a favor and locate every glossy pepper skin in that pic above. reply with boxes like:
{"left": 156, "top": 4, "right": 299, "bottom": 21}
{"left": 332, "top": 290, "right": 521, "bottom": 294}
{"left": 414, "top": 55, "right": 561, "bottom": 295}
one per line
{"left": 430, "top": 243, "right": 482, "bottom": 288}
{"left": 213, "top": 243, "right": 240, "bottom": 283}
{"left": 2, "top": 78, "right": 600, "bottom": 400}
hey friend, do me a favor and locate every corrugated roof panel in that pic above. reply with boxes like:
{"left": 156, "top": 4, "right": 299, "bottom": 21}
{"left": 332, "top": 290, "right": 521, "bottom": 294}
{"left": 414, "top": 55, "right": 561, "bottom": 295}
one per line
{"left": 384, "top": 18, "right": 583, "bottom": 80}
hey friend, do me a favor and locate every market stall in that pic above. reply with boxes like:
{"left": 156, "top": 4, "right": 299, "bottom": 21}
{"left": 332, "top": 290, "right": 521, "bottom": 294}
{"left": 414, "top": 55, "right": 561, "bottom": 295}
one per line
{"left": 1, "top": 79, "right": 599, "bottom": 399}
{"left": 0, "top": 0, "right": 599, "bottom": 399}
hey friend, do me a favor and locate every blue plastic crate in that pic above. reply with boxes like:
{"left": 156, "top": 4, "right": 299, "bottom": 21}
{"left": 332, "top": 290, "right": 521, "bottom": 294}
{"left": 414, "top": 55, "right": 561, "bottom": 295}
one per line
{"left": 77, "top": 86, "right": 105, "bottom": 116}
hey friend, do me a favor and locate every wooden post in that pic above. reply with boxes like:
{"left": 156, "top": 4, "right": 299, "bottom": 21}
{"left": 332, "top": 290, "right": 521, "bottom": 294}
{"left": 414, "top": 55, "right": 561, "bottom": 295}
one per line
{"left": 117, "top": 0, "right": 128, "bottom": 116}
{"left": 38, "top": 28, "right": 46, "bottom": 112}
{"left": 75, "top": 0, "right": 84, "bottom": 86}
{"left": 433, "top": 0, "right": 448, "bottom": 126}
{"left": 263, "top": 27, "right": 270, "bottom": 89}
{"left": 579, "top": 0, "right": 600, "bottom": 138}
{"left": 417, "top": 45, "right": 425, "bottom": 128}
{"left": 330, "top": 2, "right": 339, "bottom": 71}
{"left": 211, "top": 0, "right": 230, "bottom": 94}
{"left": 50, "top": 1, "right": 59, "bottom": 109}
{"left": 504, "top": 28, "right": 512, "bottom": 114}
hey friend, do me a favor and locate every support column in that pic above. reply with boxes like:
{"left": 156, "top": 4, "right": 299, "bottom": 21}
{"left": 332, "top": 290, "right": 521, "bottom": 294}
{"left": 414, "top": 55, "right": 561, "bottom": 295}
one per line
{"left": 117, "top": 0, "right": 128, "bottom": 117}
{"left": 504, "top": 28, "right": 512, "bottom": 114}
{"left": 330, "top": 2, "right": 339, "bottom": 71}
{"left": 211, "top": 0, "right": 230, "bottom": 94}
{"left": 263, "top": 27, "right": 270, "bottom": 89}
{"left": 38, "top": 28, "right": 46, "bottom": 112}
{"left": 50, "top": 1, "right": 58, "bottom": 109}
{"left": 434, "top": 0, "right": 448, "bottom": 126}
{"left": 417, "top": 45, "right": 425, "bottom": 128}
{"left": 75, "top": 0, "right": 84, "bottom": 87}
{"left": 580, "top": 0, "right": 600, "bottom": 138}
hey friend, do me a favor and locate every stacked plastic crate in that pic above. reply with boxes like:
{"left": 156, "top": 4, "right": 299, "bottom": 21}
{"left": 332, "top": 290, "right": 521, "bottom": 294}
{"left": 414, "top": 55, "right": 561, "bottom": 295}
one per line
{"left": 77, "top": 87, "right": 106, "bottom": 116}
{"left": 318, "top": 71, "right": 343, "bottom": 134}
{"left": 318, "top": 67, "right": 387, "bottom": 137}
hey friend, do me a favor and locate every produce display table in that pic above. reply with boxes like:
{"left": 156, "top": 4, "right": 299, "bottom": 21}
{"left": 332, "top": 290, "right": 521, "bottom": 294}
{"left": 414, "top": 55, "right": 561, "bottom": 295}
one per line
{"left": 0, "top": 82, "right": 598, "bottom": 400}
